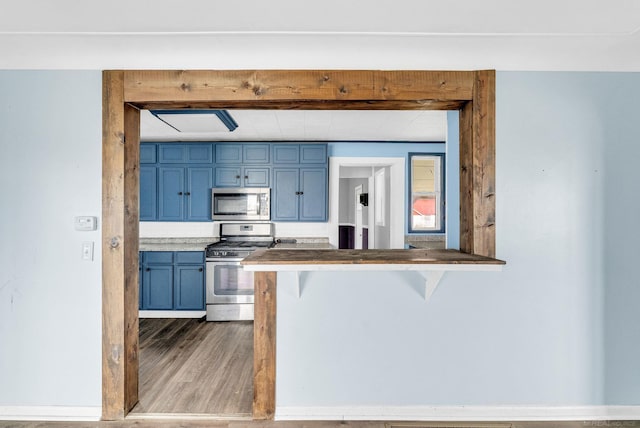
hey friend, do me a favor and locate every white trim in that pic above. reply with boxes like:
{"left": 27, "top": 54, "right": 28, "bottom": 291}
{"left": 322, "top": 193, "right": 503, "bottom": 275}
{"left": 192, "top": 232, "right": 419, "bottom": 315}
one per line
{"left": 275, "top": 405, "right": 640, "bottom": 421}
{"left": 0, "top": 406, "right": 101, "bottom": 421}
{"left": 139, "top": 310, "right": 205, "bottom": 318}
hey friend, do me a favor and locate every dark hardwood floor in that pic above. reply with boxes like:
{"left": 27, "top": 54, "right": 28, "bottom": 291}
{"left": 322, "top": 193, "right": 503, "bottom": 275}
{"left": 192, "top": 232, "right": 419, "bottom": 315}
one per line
{"left": 129, "top": 318, "right": 253, "bottom": 417}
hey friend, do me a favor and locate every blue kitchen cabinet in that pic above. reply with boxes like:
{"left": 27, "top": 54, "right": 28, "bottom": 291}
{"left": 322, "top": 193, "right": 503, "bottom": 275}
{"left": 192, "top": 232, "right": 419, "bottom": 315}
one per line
{"left": 215, "top": 166, "right": 270, "bottom": 187}
{"left": 299, "top": 167, "right": 327, "bottom": 221}
{"left": 174, "top": 265, "right": 205, "bottom": 310}
{"left": 272, "top": 144, "right": 300, "bottom": 164}
{"left": 143, "top": 264, "right": 174, "bottom": 310}
{"left": 217, "top": 143, "right": 269, "bottom": 164}
{"left": 300, "top": 145, "right": 327, "bottom": 163}
{"left": 158, "top": 166, "right": 213, "bottom": 221}
{"left": 272, "top": 168, "right": 299, "bottom": 221}
{"left": 272, "top": 144, "right": 327, "bottom": 164}
{"left": 243, "top": 144, "right": 270, "bottom": 163}
{"left": 272, "top": 167, "right": 327, "bottom": 221}
{"left": 187, "top": 167, "right": 213, "bottom": 221}
{"left": 140, "top": 144, "right": 157, "bottom": 163}
{"left": 159, "top": 144, "right": 213, "bottom": 164}
{"left": 158, "top": 167, "right": 185, "bottom": 221}
{"left": 139, "top": 251, "right": 205, "bottom": 311}
{"left": 215, "top": 144, "right": 242, "bottom": 164}
{"left": 140, "top": 166, "right": 157, "bottom": 221}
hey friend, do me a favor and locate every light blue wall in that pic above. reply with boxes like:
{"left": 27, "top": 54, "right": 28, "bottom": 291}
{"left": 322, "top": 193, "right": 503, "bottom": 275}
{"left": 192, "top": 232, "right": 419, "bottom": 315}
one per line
{"left": 0, "top": 71, "right": 102, "bottom": 407}
{"left": 1, "top": 71, "right": 638, "bottom": 412}
{"left": 276, "top": 72, "right": 640, "bottom": 408}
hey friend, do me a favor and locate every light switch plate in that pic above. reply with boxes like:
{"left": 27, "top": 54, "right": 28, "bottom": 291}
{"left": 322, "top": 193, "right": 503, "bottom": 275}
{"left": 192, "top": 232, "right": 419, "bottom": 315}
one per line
{"left": 75, "top": 216, "right": 97, "bottom": 231}
{"left": 82, "top": 242, "right": 94, "bottom": 261}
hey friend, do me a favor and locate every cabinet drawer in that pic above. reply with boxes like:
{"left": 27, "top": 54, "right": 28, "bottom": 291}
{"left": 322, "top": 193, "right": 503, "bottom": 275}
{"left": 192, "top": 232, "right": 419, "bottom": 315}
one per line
{"left": 175, "top": 251, "right": 205, "bottom": 264}
{"left": 144, "top": 251, "right": 174, "bottom": 264}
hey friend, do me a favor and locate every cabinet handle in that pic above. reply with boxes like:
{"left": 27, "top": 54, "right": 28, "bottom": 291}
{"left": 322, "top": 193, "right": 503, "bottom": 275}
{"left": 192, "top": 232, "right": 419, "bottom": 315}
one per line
{"left": 236, "top": 175, "right": 241, "bottom": 179}
{"left": 178, "top": 191, "right": 183, "bottom": 195}
{"left": 145, "top": 268, "right": 150, "bottom": 272}
{"left": 244, "top": 176, "right": 249, "bottom": 179}
{"left": 185, "top": 192, "right": 191, "bottom": 196}
{"left": 199, "top": 267, "right": 204, "bottom": 272}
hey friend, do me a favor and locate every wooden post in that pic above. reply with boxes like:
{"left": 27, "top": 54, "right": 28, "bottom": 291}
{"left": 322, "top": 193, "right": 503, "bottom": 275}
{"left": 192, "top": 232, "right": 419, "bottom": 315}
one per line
{"left": 459, "top": 70, "right": 496, "bottom": 258}
{"left": 253, "top": 271, "right": 277, "bottom": 419}
{"left": 102, "top": 71, "right": 140, "bottom": 420}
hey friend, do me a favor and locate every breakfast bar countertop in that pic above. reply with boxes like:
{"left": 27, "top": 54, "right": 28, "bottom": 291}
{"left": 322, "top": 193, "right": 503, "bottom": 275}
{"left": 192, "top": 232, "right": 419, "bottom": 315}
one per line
{"left": 241, "top": 248, "right": 506, "bottom": 271}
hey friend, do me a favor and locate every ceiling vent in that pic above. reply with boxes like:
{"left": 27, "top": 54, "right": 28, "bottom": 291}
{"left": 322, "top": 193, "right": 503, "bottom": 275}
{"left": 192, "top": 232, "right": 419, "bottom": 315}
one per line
{"left": 149, "top": 109, "right": 238, "bottom": 133}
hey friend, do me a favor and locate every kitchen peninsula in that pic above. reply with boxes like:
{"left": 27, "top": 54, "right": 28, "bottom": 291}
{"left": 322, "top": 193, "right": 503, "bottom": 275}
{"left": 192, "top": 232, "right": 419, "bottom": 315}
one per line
{"left": 241, "top": 248, "right": 505, "bottom": 418}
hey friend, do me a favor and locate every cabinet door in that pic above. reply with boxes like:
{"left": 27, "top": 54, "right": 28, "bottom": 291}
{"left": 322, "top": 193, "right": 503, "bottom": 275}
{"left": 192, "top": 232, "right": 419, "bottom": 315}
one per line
{"left": 272, "top": 168, "right": 299, "bottom": 221}
{"left": 140, "top": 144, "right": 157, "bottom": 163}
{"left": 243, "top": 144, "right": 270, "bottom": 163}
{"left": 186, "top": 144, "right": 213, "bottom": 163}
{"left": 215, "top": 144, "right": 242, "bottom": 164}
{"left": 300, "top": 144, "right": 327, "bottom": 164}
{"left": 139, "top": 253, "right": 143, "bottom": 309}
{"left": 140, "top": 166, "right": 157, "bottom": 220}
{"left": 158, "top": 144, "right": 186, "bottom": 163}
{"left": 272, "top": 144, "right": 300, "bottom": 164}
{"left": 215, "top": 166, "right": 242, "bottom": 187}
{"left": 158, "top": 167, "right": 185, "bottom": 221}
{"left": 174, "top": 265, "right": 205, "bottom": 310}
{"left": 299, "top": 167, "right": 327, "bottom": 221}
{"left": 186, "top": 167, "right": 213, "bottom": 221}
{"left": 143, "top": 265, "right": 173, "bottom": 309}
{"left": 244, "top": 167, "right": 270, "bottom": 187}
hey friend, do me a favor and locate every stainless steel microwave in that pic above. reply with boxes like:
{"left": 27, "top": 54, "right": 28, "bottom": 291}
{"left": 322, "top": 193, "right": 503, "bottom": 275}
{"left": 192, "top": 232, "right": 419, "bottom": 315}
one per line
{"left": 211, "top": 188, "right": 270, "bottom": 221}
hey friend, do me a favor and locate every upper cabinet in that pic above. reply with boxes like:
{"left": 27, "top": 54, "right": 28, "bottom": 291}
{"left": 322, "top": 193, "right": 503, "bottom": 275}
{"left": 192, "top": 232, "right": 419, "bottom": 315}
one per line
{"left": 272, "top": 144, "right": 327, "bottom": 164}
{"left": 216, "top": 144, "right": 269, "bottom": 164}
{"left": 140, "top": 142, "right": 327, "bottom": 222}
{"left": 159, "top": 144, "right": 214, "bottom": 164}
{"left": 271, "top": 144, "right": 328, "bottom": 222}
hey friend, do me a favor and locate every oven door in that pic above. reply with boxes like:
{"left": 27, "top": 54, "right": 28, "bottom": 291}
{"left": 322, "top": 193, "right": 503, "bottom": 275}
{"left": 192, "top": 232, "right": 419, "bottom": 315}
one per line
{"left": 206, "top": 259, "right": 255, "bottom": 304}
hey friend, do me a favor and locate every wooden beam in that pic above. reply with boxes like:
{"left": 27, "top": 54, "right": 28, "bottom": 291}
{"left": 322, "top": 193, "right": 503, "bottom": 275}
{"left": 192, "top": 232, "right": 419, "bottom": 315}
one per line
{"left": 253, "top": 271, "right": 277, "bottom": 420}
{"left": 102, "top": 70, "right": 126, "bottom": 420}
{"left": 123, "top": 70, "right": 474, "bottom": 104}
{"left": 123, "top": 103, "right": 141, "bottom": 413}
{"left": 459, "top": 70, "right": 496, "bottom": 258}
{"left": 131, "top": 100, "right": 467, "bottom": 111}
{"left": 102, "top": 73, "right": 141, "bottom": 420}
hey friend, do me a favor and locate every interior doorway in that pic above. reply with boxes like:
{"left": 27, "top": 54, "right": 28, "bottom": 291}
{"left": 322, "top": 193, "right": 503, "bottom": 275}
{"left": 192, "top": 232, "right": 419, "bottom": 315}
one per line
{"left": 102, "top": 69, "right": 497, "bottom": 421}
{"left": 329, "top": 157, "right": 405, "bottom": 249}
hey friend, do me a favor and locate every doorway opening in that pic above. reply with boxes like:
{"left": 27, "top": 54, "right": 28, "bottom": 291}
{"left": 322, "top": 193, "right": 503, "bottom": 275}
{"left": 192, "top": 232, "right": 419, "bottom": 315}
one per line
{"left": 329, "top": 157, "right": 405, "bottom": 249}
{"left": 102, "top": 70, "right": 496, "bottom": 421}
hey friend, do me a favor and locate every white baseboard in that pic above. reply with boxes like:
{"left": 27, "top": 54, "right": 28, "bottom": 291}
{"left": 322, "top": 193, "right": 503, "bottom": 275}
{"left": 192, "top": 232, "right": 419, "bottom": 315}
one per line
{"left": 139, "top": 310, "right": 205, "bottom": 318}
{"left": 0, "top": 405, "right": 101, "bottom": 421}
{"left": 275, "top": 405, "right": 640, "bottom": 421}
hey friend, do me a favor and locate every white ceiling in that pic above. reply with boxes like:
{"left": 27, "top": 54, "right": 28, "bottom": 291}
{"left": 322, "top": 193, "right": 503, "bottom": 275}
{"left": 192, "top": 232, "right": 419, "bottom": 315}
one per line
{"left": 1, "top": 0, "right": 640, "bottom": 70}
{"left": 140, "top": 110, "right": 448, "bottom": 142}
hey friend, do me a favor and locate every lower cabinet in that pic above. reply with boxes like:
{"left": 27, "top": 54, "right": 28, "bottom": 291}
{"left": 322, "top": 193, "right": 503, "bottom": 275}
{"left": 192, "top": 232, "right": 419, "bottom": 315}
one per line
{"left": 139, "top": 251, "right": 205, "bottom": 311}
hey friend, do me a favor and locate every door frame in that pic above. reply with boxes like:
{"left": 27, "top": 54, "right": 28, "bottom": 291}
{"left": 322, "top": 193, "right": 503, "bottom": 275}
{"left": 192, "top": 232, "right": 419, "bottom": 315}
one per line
{"left": 102, "top": 69, "right": 495, "bottom": 420}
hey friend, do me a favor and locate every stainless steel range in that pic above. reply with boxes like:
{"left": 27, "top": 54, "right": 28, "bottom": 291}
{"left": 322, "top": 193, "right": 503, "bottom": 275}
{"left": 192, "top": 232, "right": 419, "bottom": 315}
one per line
{"left": 205, "top": 222, "right": 275, "bottom": 321}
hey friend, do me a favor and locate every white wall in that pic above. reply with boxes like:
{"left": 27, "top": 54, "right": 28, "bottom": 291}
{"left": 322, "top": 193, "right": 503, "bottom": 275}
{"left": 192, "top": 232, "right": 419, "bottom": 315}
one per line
{"left": 274, "top": 72, "right": 640, "bottom": 417}
{"left": 0, "top": 71, "right": 102, "bottom": 414}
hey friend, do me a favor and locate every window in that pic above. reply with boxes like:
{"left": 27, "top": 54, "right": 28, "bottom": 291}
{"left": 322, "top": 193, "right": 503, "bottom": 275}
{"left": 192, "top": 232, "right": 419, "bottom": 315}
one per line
{"left": 409, "top": 153, "right": 444, "bottom": 233}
